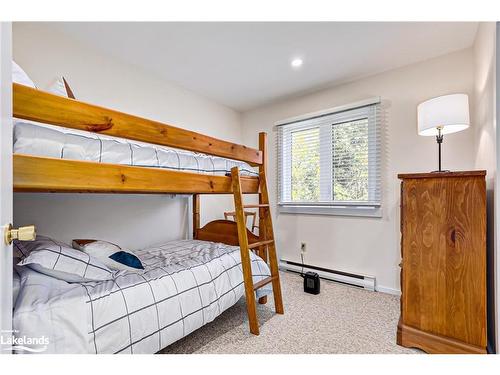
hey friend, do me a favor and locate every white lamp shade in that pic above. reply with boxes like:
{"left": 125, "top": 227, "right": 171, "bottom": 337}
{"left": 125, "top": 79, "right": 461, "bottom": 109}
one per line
{"left": 417, "top": 94, "right": 470, "bottom": 136}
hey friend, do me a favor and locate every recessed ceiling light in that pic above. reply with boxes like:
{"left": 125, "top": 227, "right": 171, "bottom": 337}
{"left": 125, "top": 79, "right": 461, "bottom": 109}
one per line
{"left": 291, "top": 58, "right": 303, "bottom": 69}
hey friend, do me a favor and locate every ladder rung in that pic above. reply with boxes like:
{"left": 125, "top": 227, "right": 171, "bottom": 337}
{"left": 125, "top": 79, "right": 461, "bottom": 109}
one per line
{"left": 248, "top": 240, "right": 274, "bottom": 249}
{"left": 243, "top": 204, "right": 269, "bottom": 209}
{"left": 253, "top": 276, "right": 276, "bottom": 290}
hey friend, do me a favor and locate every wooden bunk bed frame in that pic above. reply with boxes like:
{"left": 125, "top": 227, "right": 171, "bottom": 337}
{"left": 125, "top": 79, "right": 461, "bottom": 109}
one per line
{"left": 12, "top": 83, "right": 284, "bottom": 336}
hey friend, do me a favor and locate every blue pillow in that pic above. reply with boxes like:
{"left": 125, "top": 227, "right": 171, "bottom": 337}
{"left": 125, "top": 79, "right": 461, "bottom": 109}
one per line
{"left": 109, "top": 251, "right": 144, "bottom": 270}
{"left": 72, "top": 240, "right": 144, "bottom": 272}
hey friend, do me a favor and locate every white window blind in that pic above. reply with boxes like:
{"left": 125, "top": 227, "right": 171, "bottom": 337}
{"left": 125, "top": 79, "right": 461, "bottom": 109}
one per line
{"left": 276, "top": 99, "right": 381, "bottom": 217}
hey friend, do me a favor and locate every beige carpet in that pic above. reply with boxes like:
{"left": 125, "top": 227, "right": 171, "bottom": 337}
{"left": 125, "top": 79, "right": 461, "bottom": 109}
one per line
{"left": 159, "top": 271, "right": 421, "bottom": 354}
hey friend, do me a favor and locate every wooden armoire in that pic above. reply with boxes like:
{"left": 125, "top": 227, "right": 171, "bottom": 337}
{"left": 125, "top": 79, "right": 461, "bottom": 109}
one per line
{"left": 397, "top": 171, "right": 487, "bottom": 354}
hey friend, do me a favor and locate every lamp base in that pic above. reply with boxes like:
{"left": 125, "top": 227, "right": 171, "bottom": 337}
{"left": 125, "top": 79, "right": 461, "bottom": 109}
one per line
{"left": 431, "top": 169, "right": 451, "bottom": 173}
{"left": 434, "top": 129, "right": 446, "bottom": 173}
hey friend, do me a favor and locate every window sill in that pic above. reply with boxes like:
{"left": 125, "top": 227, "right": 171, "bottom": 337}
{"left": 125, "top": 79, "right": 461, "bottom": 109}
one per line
{"left": 278, "top": 204, "right": 382, "bottom": 218}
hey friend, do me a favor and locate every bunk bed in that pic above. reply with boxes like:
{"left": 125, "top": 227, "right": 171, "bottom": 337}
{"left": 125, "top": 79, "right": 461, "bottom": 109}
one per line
{"left": 11, "top": 83, "right": 284, "bottom": 353}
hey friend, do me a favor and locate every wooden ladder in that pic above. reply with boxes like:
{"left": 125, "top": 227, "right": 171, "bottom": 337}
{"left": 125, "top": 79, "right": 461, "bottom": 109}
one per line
{"left": 230, "top": 164, "right": 284, "bottom": 335}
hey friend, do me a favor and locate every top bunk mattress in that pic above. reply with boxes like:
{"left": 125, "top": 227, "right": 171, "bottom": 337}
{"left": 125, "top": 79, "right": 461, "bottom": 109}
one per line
{"left": 13, "top": 122, "right": 259, "bottom": 177}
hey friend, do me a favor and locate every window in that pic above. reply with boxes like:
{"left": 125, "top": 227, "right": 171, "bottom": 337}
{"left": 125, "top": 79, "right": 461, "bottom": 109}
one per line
{"left": 291, "top": 127, "right": 320, "bottom": 201}
{"left": 277, "top": 99, "right": 381, "bottom": 217}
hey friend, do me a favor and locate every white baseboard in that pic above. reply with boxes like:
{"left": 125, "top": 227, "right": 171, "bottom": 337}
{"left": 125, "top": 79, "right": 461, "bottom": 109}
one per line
{"left": 280, "top": 260, "right": 376, "bottom": 291}
{"left": 280, "top": 259, "right": 401, "bottom": 296}
{"left": 375, "top": 285, "right": 401, "bottom": 296}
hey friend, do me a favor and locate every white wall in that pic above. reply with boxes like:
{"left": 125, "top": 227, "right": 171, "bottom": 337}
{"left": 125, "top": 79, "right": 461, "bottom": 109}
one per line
{"left": 12, "top": 23, "right": 243, "bottom": 249}
{"left": 473, "top": 22, "right": 497, "bottom": 352}
{"left": 242, "top": 48, "right": 476, "bottom": 294}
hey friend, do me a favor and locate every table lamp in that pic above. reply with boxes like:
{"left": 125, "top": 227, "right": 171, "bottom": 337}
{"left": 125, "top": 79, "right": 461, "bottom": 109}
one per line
{"left": 417, "top": 93, "right": 470, "bottom": 172}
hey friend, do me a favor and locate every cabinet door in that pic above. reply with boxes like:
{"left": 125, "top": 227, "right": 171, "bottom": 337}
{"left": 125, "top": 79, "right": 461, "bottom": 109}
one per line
{"left": 402, "top": 176, "right": 486, "bottom": 347}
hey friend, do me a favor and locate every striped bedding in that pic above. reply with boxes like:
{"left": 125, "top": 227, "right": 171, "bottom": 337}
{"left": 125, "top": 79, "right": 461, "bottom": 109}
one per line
{"left": 13, "top": 122, "right": 259, "bottom": 177}
{"left": 13, "top": 239, "right": 271, "bottom": 354}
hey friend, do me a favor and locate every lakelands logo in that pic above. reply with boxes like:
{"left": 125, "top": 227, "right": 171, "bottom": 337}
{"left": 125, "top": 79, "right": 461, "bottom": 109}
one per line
{"left": 1, "top": 330, "right": 49, "bottom": 353}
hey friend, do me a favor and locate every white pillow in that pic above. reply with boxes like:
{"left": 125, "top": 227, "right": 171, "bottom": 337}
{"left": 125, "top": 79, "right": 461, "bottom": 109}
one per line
{"left": 12, "top": 61, "right": 35, "bottom": 88}
{"left": 12, "top": 61, "right": 46, "bottom": 128}
{"left": 15, "top": 236, "right": 114, "bottom": 283}
{"left": 72, "top": 240, "right": 144, "bottom": 272}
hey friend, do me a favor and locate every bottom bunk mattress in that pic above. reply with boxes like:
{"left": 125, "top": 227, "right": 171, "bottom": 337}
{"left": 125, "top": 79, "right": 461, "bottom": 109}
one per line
{"left": 13, "top": 239, "right": 271, "bottom": 354}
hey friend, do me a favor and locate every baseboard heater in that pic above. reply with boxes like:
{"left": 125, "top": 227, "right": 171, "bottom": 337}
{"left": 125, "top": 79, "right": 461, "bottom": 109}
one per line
{"left": 279, "top": 259, "right": 376, "bottom": 291}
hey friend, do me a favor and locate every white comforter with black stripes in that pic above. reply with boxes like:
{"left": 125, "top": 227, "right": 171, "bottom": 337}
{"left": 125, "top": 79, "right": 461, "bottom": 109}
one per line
{"left": 13, "top": 122, "right": 259, "bottom": 177}
{"left": 13, "top": 240, "right": 271, "bottom": 354}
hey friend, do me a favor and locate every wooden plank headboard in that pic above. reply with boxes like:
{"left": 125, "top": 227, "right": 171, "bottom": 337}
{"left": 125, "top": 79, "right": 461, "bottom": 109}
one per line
{"left": 195, "top": 220, "right": 260, "bottom": 246}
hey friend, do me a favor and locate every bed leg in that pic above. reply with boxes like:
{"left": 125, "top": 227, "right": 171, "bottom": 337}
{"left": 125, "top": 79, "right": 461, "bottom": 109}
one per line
{"left": 193, "top": 194, "right": 200, "bottom": 239}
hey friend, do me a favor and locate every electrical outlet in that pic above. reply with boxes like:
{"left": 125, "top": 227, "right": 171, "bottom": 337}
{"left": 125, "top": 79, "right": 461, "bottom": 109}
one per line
{"left": 301, "top": 242, "right": 307, "bottom": 253}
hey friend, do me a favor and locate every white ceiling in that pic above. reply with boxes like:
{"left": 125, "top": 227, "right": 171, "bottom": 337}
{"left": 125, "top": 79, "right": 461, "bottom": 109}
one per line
{"left": 49, "top": 22, "right": 478, "bottom": 112}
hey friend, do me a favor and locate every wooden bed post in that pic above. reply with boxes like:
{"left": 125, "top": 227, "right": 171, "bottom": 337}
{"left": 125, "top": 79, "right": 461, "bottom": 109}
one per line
{"left": 258, "top": 132, "right": 269, "bottom": 305}
{"left": 193, "top": 194, "right": 200, "bottom": 239}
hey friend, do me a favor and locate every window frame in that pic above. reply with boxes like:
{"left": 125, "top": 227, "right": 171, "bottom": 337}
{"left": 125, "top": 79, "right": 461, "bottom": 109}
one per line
{"left": 276, "top": 97, "right": 382, "bottom": 218}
